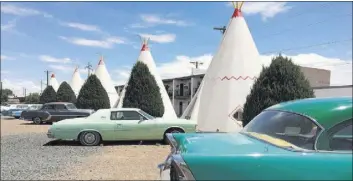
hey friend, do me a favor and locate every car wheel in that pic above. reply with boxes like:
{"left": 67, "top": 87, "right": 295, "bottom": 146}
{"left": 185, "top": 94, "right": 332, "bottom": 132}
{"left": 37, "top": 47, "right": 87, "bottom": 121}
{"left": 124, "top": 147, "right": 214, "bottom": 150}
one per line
{"left": 33, "top": 117, "right": 42, "bottom": 125}
{"left": 163, "top": 128, "right": 184, "bottom": 144}
{"left": 79, "top": 131, "right": 101, "bottom": 146}
{"left": 14, "top": 116, "right": 20, "bottom": 119}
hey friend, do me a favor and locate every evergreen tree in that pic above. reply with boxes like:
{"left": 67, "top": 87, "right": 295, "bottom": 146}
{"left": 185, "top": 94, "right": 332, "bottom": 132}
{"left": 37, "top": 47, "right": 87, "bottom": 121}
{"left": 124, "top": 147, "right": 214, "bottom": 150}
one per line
{"left": 242, "top": 55, "right": 315, "bottom": 126}
{"left": 56, "top": 81, "right": 77, "bottom": 103}
{"left": 25, "top": 93, "right": 40, "bottom": 104}
{"left": 76, "top": 74, "right": 110, "bottom": 110}
{"left": 39, "top": 86, "right": 57, "bottom": 104}
{"left": 123, "top": 61, "right": 164, "bottom": 117}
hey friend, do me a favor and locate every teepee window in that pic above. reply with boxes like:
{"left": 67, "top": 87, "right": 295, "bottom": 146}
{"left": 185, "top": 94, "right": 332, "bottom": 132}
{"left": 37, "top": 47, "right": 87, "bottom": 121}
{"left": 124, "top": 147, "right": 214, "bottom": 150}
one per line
{"left": 233, "top": 108, "right": 243, "bottom": 121}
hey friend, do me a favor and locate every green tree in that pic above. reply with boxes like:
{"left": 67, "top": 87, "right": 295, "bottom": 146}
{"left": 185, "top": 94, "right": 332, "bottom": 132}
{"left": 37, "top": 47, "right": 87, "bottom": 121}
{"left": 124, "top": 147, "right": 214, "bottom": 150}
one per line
{"left": 1, "top": 89, "right": 13, "bottom": 103}
{"left": 39, "top": 86, "right": 57, "bottom": 104}
{"left": 56, "top": 81, "right": 77, "bottom": 103}
{"left": 25, "top": 93, "right": 40, "bottom": 104}
{"left": 242, "top": 55, "right": 315, "bottom": 126}
{"left": 76, "top": 74, "right": 110, "bottom": 110}
{"left": 123, "top": 61, "right": 164, "bottom": 117}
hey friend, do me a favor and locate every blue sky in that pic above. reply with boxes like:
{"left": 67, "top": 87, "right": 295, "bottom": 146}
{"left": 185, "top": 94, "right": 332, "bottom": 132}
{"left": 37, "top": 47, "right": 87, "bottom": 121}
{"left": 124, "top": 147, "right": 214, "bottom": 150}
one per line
{"left": 1, "top": 1, "right": 352, "bottom": 95}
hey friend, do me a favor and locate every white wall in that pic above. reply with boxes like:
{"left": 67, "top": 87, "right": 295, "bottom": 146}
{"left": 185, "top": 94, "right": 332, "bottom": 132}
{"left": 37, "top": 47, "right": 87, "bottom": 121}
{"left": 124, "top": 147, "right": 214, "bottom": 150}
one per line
{"left": 314, "top": 86, "right": 352, "bottom": 98}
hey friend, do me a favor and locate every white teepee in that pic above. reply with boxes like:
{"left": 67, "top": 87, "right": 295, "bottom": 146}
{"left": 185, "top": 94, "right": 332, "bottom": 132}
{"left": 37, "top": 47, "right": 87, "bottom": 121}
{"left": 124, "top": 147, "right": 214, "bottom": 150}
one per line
{"left": 49, "top": 73, "right": 59, "bottom": 92}
{"left": 197, "top": 2, "right": 262, "bottom": 132}
{"left": 70, "top": 66, "right": 84, "bottom": 97}
{"left": 94, "top": 56, "right": 119, "bottom": 107}
{"left": 115, "top": 37, "right": 177, "bottom": 119}
{"left": 180, "top": 80, "right": 204, "bottom": 121}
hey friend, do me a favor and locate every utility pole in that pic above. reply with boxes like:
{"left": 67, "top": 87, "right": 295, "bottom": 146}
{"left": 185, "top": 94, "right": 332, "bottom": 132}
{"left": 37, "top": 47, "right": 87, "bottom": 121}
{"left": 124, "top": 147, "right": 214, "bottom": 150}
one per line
{"left": 40, "top": 80, "right": 43, "bottom": 94}
{"left": 44, "top": 70, "right": 51, "bottom": 87}
{"left": 85, "top": 62, "right": 93, "bottom": 78}
{"left": 213, "top": 26, "right": 226, "bottom": 34}
{"left": 190, "top": 61, "right": 204, "bottom": 75}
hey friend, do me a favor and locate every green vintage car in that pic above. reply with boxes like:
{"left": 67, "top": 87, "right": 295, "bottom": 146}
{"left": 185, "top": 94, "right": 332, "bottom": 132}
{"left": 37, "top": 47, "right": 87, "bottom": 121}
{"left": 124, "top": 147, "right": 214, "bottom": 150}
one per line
{"left": 159, "top": 97, "right": 353, "bottom": 180}
{"left": 47, "top": 108, "right": 196, "bottom": 146}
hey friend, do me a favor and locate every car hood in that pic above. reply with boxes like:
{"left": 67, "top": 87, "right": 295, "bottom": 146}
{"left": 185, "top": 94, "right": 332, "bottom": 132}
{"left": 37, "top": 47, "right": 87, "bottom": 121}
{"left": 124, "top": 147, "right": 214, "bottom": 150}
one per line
{"left": 170, "top": 132, "right": 290, "bottom": 155}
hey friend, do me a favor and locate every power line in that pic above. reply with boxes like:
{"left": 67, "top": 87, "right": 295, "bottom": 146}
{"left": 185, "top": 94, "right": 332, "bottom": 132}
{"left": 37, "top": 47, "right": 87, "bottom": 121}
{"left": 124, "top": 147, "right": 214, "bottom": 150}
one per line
{"left": 261, "top": 38, "right": 352, "bottom": 55}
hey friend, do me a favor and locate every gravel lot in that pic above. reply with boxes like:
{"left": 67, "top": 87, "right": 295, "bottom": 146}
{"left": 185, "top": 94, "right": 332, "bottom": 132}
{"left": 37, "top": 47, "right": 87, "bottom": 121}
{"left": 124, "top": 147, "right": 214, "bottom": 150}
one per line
{"left": 1, "top": 119, "right": 170, "bottom": 180}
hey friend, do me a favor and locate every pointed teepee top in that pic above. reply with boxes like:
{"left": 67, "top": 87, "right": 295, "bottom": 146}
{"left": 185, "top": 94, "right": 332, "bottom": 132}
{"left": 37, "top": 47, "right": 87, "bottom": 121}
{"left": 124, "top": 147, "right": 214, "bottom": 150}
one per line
{"left": 51, "top": 73, "right": 55, "bottom": 78}
{"left": 231, "top": 1, "right": 244, "bottom": 18}
{"left": 140, "top": 37, "right": 150, "bottom": 51}
{"left": 98, "top": 55, "right": 105, "bottom": 65}
{"left": 74, "top": 66, "right": 79, "bottom": 73}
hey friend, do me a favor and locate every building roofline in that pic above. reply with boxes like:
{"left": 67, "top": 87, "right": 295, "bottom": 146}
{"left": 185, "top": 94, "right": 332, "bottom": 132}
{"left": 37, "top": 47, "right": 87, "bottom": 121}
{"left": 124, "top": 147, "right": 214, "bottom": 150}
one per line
{"left": 313, "top": 85, "right": 353, "bottom": 89}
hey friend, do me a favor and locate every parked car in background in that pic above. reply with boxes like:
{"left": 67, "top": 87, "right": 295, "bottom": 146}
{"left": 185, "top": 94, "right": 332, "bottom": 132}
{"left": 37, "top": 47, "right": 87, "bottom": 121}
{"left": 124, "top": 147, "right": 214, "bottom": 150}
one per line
{"left": 2, "top": 104, "right": 29, "bottom": 116}
{"left": 159, "top": 97, "right": 352, "bottom": 180}
{"left": 47, "top": 108, "right": 197, "bottom": 146}
{"left": 12, "top": 104, "right": 43, "bottom": 119}
{"left": 20, "top": 102, "right": 94, "bottom": 124}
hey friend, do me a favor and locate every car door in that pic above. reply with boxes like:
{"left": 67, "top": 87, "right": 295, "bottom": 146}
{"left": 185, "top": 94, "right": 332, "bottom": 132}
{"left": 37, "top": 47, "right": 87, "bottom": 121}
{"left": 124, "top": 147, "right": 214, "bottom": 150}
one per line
{"left": 113, "top": 111, "right": 156, "bottom": 140}
{"left": 41, "top": 104, "right": 56, "bottom": 121}
{"left": 54, "top": 104, "right": 68, "bottom": 121}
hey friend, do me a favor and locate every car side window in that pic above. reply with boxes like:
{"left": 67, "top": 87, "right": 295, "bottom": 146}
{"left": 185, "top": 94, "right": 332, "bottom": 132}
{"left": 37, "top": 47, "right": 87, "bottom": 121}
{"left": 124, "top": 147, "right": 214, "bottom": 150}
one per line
{"left": 121, "top": 111, "right": 142, "bottom": 120}
{"left": 42, "top": 105, "right": 55, "bottom": 110}
{"left": 55, "top": 104, "right": 67, "bottom": 110}
{"left": 328, "top": 120, "right": 352, "bottom": 151}
{"left": 111, "top": 111, "right": 122, "bottom": 120}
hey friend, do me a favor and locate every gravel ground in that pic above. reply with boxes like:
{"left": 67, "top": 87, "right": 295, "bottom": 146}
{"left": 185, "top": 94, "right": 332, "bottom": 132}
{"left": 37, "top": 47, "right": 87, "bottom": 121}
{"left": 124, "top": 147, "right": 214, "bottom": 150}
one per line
{"left": 1, "top": 133, "right": 104, "bottom": 180}
{"left": 1, "top": 119, "right": 170, "bottom": 180}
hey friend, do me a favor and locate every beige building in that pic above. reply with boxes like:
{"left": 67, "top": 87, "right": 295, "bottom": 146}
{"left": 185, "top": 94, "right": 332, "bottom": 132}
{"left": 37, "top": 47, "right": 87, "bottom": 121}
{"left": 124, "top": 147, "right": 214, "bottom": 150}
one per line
{"left": 116, "top": 66, "right": 331, "bottom": 117}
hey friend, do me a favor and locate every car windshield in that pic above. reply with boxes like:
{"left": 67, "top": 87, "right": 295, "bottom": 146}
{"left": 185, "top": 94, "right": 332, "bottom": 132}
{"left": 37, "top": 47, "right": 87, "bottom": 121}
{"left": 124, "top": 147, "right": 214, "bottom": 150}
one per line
{"left": 242, "top": 110, "right": 321, "bottom": 151}
{"left": 65, "top": 103, "right": 77, "bottom": 110}
{"left": 138, "top": 110, "right": 155, "bottom": 120}
{"left": 28, "top": 105, "right": 42, "bottom": 110}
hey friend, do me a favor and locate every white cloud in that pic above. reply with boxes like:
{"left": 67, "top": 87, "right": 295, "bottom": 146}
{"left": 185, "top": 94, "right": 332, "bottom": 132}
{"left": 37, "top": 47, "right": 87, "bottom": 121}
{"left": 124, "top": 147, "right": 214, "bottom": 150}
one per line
{"left": 113, "top": 53, "right": 352, "bottom": 86}
{"left": 130, "top": 14, "right": 190, "bottom": 28}
{"left": 141, "top": 14, "right": 188, "bottom": 26}
{"left": 0, "top": 3, "right": 52, "bottom": 18}
{"left": 1, "top": 79, "right": 41, "bottom": 97}
{"left": 227, "top": 2, "right": 291, "bottom": 20}
{"left": 1, "top": 19, "right": 16, "bottom": 31}
{"left": 39, "top": 55, "right": 71, "bottom": 64}
{"left": 59, "top": 36, "right": 125, "bottom": 48}
{"left": 139, "top": 33, "right": 176, "bottom": 43}
{"left": 0, "top": 55, "right": 15, "bottom": 61}
{"left": 61, "top": 22, "right": 101, "bottom": 32}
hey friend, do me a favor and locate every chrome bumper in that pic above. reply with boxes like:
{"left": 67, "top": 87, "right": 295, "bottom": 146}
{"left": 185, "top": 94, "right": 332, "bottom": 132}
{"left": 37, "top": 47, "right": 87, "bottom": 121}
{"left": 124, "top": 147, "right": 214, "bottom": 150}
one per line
{"left": 158, "top": 162, "right": 171, "bottom": 180}
{"left": 158, "top": 133, "right": 195, "bottom": 180}
{"left": 47, "top": 132, "right": 55, "bottom": 139}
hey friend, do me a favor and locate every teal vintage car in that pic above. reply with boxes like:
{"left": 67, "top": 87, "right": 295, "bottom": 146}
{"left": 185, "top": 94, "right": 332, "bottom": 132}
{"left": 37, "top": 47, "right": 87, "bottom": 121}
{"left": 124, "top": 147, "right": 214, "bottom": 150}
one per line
{"left": 47, "top": 108, "right": 196, "bottom": 146}
{"left": 159, "top": 97, "right": 353, "bottom": 180}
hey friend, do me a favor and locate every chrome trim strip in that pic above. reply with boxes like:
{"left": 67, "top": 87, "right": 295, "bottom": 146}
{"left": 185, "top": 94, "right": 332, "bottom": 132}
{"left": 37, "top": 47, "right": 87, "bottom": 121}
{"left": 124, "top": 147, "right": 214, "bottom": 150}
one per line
{"left": 166, "top": 133, "right": 178, "bottom": 153}
{"left": 171, "top": 154, "right": 195, "bottom": 180}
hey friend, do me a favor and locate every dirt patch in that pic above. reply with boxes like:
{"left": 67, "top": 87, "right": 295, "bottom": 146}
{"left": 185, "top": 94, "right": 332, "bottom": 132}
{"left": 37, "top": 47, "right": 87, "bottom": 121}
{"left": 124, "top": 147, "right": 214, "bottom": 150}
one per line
{"left": 56, "top": 144, "right": 170, "bottom": 180}
{"left": 1, "top": 119, "right": 50, "bottom": 136}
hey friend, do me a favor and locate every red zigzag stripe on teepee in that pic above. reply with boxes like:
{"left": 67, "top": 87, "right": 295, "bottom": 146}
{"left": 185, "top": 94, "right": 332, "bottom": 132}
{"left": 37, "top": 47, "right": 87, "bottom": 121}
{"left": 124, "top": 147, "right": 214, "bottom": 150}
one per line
{"left": 218, "top": 76, "right": 257, "bottom": 81}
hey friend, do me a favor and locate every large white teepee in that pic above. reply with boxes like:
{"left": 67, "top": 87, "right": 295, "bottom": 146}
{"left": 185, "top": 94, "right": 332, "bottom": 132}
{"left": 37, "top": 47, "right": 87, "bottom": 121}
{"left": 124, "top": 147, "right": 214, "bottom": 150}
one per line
{"left": 197, "top": 2, "right": 262, "bottom": 132}
{"left": 70, "top": 66, "right": 84, "bottom": 97}
{"left": 49, "top": 73, "right": 59, "bottom": 92}
{"left": 94, "top": 56, "right": 119, "bottom": 107}
{"left": 115, "top": 38, "right": 177, "bottom": 119}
